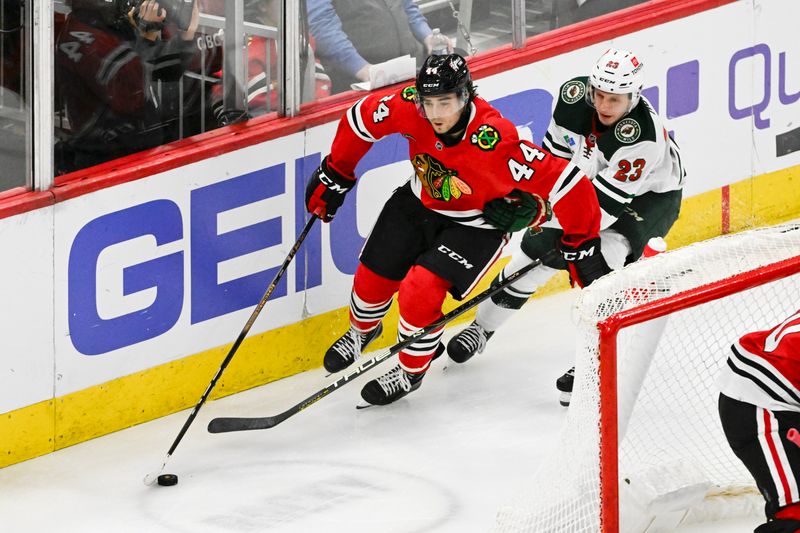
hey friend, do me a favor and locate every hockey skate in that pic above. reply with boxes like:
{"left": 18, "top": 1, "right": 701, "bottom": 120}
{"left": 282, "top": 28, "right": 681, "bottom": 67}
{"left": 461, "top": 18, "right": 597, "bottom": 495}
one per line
{"left": 324, "top": 323, "right": 383, "bottom": 373}
{"left": 446, "top": 321, "right": 494, "bottom": 363}
{"left": 359, "top": 364, "right": 425, "bottom": 406}
{"left": 556, "top": 366, "right": 575, "bottom": 407}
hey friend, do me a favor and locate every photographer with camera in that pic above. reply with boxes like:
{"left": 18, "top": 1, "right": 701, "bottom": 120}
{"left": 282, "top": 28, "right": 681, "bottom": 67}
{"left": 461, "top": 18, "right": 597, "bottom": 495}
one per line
{"left": 55, "top": 0, "right": 200, "bottom": 173}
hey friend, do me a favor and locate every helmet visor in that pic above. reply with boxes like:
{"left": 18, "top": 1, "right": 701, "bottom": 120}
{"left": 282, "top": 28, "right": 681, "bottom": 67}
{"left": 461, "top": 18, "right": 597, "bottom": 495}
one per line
{"left": 416, "top": 90, "right": 468, "bottom": 120}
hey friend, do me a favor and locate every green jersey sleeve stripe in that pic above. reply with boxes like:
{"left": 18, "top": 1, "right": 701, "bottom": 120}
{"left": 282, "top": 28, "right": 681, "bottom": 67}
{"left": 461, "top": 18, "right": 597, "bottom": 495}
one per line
{"left": 594, "top": 174, "right": 633, "bottom": 203}
{"left": 543, "top": 138, "right": 572, "bottom": 160}
{"left": 545, "top": 131, "right": 572, "bottom": 154}
{"left": 595, "top": 188, "right": 629, "bottom": 219}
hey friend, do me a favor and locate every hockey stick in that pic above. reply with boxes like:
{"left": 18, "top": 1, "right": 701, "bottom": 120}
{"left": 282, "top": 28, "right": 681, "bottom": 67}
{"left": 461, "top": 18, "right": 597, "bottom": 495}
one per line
{"left": 207, "top": 255, "right": 546, "bottom": 434}
{"left": 143, "top": 215, "right": 318, "bottom": 485}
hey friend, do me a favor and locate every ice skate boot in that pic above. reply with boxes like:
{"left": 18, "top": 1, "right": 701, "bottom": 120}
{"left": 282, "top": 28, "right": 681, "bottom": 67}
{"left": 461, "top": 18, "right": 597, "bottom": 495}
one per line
{"left": 556, "top": 366, "right": 575, "bottom": 407}
{"left": 446, "top": 321, "right": 494, "bottom": 363}
{"left": 360, "top": 364, "right": 425, "bottom": 406}
{"left": 324, "top": 323, "right": 383, "bottom": 373}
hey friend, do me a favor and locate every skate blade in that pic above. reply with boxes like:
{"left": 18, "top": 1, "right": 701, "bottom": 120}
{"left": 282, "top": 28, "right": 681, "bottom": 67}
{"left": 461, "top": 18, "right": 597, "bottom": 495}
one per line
{"left": 355, "top": 402, "right": 375, "bottom": 410}
{"left": 558, "top": 391, "right": 572, "bottom": 407}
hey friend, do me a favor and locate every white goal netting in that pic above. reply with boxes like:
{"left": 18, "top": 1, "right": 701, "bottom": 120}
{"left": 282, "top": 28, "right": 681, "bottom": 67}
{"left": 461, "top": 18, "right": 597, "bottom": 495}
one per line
{"left": 494, "top": 222, "right": 800, "bottom": 533}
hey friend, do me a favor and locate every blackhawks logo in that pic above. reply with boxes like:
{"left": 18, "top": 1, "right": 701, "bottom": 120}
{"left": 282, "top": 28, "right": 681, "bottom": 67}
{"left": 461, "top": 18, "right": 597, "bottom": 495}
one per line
{"left": 401, "top": 85, "right": 417, "bottom": 102}
{"left": 615, "top": 118, "right": 641, "bottom": 144}
{"left": 412, "top": 153, "right": 473, "bottom": 201}
{"left": 561, "top": 80, "right": 586, "bottom": 104}
{"left": 470, "top": 124, "right": 501, "bottom": 151}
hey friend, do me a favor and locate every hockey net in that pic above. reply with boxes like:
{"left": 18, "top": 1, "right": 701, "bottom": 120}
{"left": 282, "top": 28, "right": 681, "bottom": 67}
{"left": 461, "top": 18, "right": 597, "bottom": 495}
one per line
{"left": 493, "top": 222, "right": 800, "bottom": 533}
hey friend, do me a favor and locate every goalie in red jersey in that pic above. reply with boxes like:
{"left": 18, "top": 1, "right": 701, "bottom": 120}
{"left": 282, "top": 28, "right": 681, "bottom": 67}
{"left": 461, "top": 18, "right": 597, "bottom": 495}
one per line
{"left": 305, "top": 53, "right": 608, "bottom": 407}
{"left": 718, "top": 310, "right": 800, "bottom": 533}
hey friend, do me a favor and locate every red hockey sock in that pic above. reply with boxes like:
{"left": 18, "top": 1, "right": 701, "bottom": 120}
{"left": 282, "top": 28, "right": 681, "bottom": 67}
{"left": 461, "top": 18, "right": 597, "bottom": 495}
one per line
{"left": 776, "top": 501, "right": 800, "bottom": 521}
{"left": 396, "top": 266, "right": 451, "bottom": 373}
{"left": 349, "top": 263, "right": 400, "bottom": 332}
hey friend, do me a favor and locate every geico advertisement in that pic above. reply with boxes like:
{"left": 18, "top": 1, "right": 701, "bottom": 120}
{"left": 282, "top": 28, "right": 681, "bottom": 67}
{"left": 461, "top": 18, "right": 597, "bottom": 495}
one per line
{"left": 41, "top": 0, "right": 799, "bottom": 398}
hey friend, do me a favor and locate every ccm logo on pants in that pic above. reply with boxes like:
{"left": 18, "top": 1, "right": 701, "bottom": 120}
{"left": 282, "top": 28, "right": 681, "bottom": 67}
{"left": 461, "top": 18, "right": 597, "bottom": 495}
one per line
{"left": 438, "top": 245, "right": 474, "bottom": 270}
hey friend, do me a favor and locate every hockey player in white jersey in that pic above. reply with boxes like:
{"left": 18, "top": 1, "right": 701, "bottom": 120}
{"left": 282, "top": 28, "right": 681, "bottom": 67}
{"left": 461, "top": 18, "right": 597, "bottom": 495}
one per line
{"left": 447, "top": 48, "right": 686, "bottom": 405}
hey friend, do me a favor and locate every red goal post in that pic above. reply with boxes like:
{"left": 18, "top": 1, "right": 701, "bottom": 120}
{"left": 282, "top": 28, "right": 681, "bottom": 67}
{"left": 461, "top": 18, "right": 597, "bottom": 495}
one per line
{"left": 598, "top": 253, "right": 800, "bottom": 532}
{"left": 494, "top": 223, "right": 800, "bottom": 533}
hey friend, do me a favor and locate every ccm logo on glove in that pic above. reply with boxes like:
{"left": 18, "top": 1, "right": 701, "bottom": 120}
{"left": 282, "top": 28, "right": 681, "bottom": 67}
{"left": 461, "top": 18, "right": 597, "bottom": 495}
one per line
{"left": 561, "top": 244, "right": 597, "bottom": 262}
{"left": 305, "top": 156, "right": 356, "bottom": 222}
{"left": 560, "top": 237, "right": 611, "bottom": 288}
{"left": 317, "top": 171, "right": 351, "bottom": 194}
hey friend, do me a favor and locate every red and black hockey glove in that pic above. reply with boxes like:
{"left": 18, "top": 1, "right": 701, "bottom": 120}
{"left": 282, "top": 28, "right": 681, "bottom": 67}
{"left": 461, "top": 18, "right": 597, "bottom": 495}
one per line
{"left": 304, "top": 156, "right": 356, "bottom": 222}
{"left": 483, "top": 189, "right": 552, "bottom": 233}
{"left": 560, "top": 237, "right": 611, "bottom": 288}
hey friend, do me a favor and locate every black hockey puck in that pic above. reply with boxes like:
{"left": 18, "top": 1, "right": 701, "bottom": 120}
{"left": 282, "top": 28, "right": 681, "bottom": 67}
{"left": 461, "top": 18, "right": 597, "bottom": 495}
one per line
{"left": 157, "top": 474, "right": 179, "bottom": 486}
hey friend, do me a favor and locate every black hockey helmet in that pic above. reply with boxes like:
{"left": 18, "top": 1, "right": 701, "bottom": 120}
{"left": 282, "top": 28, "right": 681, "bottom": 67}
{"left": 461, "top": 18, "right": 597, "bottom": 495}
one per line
{"left": 415, "top": 53, "right": 475, "bottom": 100}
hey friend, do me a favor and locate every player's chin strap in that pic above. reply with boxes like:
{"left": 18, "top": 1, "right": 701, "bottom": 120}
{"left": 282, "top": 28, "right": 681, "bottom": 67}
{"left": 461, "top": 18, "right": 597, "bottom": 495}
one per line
{"left": 435, "top": 102, "right": 472, "bottom": 147}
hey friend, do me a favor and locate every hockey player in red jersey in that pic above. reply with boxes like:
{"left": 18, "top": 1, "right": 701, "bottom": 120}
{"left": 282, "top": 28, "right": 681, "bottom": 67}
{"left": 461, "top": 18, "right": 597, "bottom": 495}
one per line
{"left": 718, "top": 310, "right": 800, "bottom": 533}
{"left": 55, "top": 0, "right": 200, "bottom": 172}
{"left": 305, "top": 53, "right": 606, "bottom": 406}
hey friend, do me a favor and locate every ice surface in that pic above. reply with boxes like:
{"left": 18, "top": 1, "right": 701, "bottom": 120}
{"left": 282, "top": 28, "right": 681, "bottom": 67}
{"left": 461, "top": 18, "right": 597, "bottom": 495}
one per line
{"left": 0, "top": 290, "right": 761, "bottom": 532}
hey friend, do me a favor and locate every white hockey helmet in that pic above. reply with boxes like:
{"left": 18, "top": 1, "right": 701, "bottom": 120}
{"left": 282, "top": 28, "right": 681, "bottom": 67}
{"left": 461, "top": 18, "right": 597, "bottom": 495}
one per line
{"left": 587, "top": 48, "right": 644, "bottom": 112}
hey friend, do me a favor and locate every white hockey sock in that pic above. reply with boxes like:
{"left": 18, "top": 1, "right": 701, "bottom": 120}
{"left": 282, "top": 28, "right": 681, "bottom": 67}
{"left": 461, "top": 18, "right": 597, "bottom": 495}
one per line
{"left": 475, "top": 261, "right": 559, "bottom": 332}
{"left": 476, "top": 300, "right": 521, "bottom": 333}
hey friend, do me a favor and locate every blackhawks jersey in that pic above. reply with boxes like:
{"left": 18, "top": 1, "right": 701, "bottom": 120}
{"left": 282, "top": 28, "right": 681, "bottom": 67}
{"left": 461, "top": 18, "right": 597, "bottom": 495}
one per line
{"left": 542, "top": 76, "right": 686, "bottom": 230}
{"left": 328, "top": 85, "right": 601, "bottom": 247}
{"left": 718, "top": 309, "right": 800, "bottom": 412}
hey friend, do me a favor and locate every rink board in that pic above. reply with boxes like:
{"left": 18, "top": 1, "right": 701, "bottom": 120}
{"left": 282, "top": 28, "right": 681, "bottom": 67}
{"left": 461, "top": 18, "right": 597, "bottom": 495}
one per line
{"left": 2, "top": 0, "right": 800, "bottom": 466}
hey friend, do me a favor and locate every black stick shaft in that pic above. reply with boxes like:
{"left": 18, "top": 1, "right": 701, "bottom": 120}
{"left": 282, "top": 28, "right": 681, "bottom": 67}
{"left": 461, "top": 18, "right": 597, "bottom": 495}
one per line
{"left": 208, "top": 256, "right": 544, "bottom": 433}
{"left": 162, "top": 215, "right": 317, "bottom": 456}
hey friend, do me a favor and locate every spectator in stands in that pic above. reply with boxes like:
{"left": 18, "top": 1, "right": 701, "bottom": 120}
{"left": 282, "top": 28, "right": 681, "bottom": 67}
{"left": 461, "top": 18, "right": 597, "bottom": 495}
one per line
{"left": 55, "top": 0, "right": 200, "bottom": 173}
{"left": 307, "top": 0, "right": 453, "bottom": 94}
{"left": 210, "top": 0, "right": 331, "bottom": 126}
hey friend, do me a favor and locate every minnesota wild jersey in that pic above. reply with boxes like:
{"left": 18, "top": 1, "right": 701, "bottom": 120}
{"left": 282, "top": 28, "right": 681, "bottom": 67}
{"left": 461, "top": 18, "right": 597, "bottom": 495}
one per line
{"left": 542, "top": 76, "right": 685, "bottom": 230}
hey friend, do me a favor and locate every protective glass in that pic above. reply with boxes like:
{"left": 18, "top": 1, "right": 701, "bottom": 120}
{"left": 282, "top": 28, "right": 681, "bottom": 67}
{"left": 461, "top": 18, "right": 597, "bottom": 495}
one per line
{"left": 52, "top": 0, "right": 285, "bottom": 176}
{"left": 0, "top": 0, "right": 27, "bottom": 192}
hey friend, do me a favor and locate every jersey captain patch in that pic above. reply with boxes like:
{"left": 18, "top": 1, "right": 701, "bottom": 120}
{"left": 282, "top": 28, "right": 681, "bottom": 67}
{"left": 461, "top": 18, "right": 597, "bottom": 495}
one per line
{"left": 561, "top": 80, "right": 586, "bottom": 104}
{"left": 470, "top": 124, "right": 501, "bottom": 151}
{"left": 615, "top": 117, "right": 641, "bottom": 144}
{"left": 412, "top": 153, "right": 473, "bottom": 201}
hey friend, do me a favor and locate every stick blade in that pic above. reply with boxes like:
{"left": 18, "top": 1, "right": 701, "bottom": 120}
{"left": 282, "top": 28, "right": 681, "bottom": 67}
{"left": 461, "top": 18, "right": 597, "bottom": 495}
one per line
{"left": 207, "top": 416, "right": 279, "bottom": 433}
